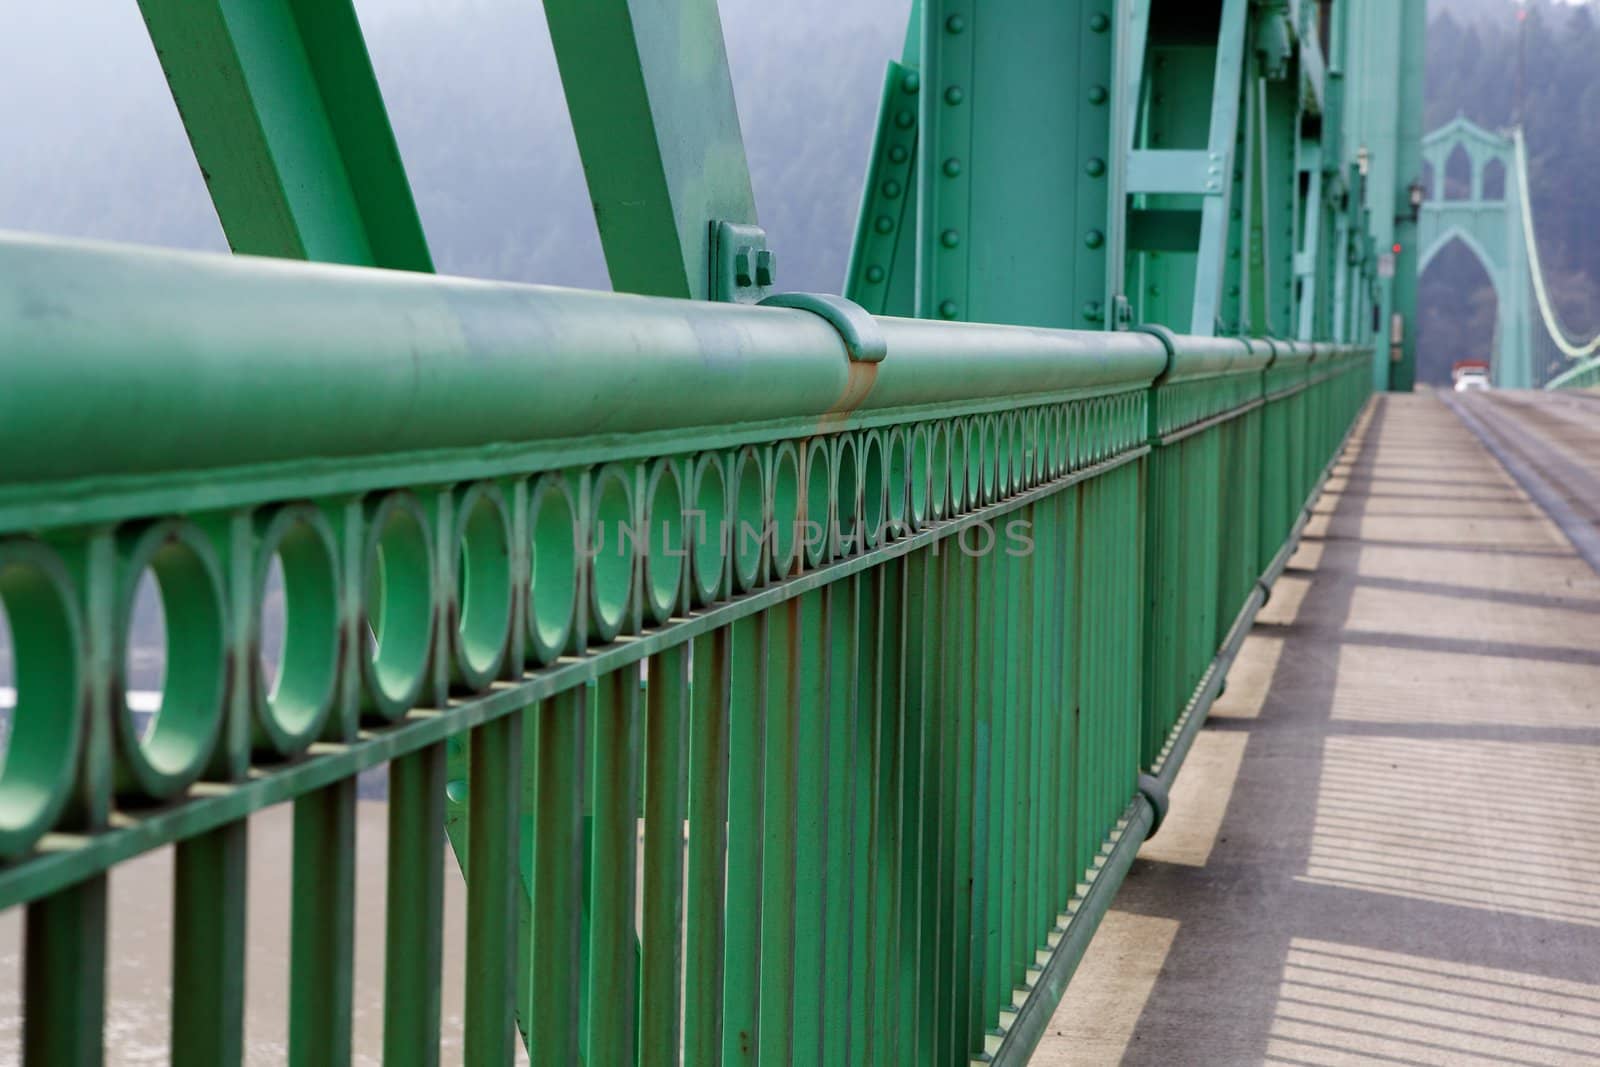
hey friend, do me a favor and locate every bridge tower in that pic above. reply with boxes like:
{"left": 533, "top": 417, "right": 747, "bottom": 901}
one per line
{"left": 1419, "top": 117, "right": 1533, "bottom": 388}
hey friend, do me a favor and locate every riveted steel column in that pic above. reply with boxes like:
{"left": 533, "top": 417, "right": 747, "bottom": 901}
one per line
{"left": 544, "top": 0, "right": 758, "bottom": 300}
{"left": 137, "top": 0, "right": 432, "bottom": 269}
{"left": 918, "top": 1, "right": 1117, "bottom": 329}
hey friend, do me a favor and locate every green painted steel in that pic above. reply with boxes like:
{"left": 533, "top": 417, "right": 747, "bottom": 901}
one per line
{"left": 136, "top": 0, "right": 433, "bottom": 270}
{"left": 543, "top": 0, "right": 758, "bottom": 299}
{"left": 0, "top": 229, "right": 1369, "bottom": 1065}
{"left": 2, "top": 0, "right": 1410, "bottom": 1062}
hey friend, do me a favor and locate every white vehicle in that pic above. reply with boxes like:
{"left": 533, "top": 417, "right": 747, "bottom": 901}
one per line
{"left": 1454, "top": 369, "right": 1491, "bottom": 392}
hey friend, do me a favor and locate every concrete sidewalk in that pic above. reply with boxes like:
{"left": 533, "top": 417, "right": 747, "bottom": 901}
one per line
{"left": 1038, "top": 393, "right": 1600, "bottom": 1065}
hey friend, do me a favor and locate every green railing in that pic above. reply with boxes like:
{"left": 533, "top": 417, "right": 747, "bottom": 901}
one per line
{"left": 1545, "top": 354, "right": 1600, "bottom": 390}
{"left": 0, "top": 231, "right": 1368, "bottom": 1065}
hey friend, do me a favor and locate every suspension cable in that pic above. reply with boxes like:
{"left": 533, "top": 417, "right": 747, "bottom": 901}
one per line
{"left": 1514, "top": 127, "right": 1600, "bottom": 360}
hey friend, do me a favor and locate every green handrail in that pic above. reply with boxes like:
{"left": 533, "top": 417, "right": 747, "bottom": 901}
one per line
{"left": 0, "top": 231, "right": 1369, "bottom": 1065}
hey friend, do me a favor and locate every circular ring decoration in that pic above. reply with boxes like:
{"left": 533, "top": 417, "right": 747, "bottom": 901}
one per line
{"left": 689, "top": 454, "right": 728, "bottom": 607}
{"left": 588, "top": 464, "right": 636, "bottom": 644}
{"left": 833, "top": 435, "right": 860, "bottom": 558}
{"left": 860, "top": 432, "right": 886, "bottom": 550}
{"left": 1008, "top": 413, "right": 1024, "bottom": 495}
{"left": 948, "top": 420, "right": 967, "bottom": 515}
{"left": 967, "top": 417, "right": 986, "bottom": 508}
{"left": 643, "top": 460, "right": 686, "bottom": 624}
{"left": 908, "top": 425, "right": 930, "bottom": 529}
{"left": 252, "top": 504, "right": 339, "bottom": 757}
{"left": 114, "top": 519, "right": 227, "bottom": 801}
{"left": 802, "top": 439, "right": 831, "bottom": 570}
{"left": 769, "top": 443, "right": 802, "bottom": 580}
{"left": 453, "top": 481, "right": 513, "bottom": 690}
{"left": 929, "top": 422, "right": 949, "bottom": 521}
{"left": 731, "top": 448, "right": 766, "bottom": 593}
{"left": 527, "top": 474, "right": 579, "bottom": 665}
{"left": 361, "top": 492, "right": 436, "bottom": 721}
{"left": 0, "top": 541, "right": 84, "bottom": 858}
{"left": 887, "top": 428, "right": 910, "bottom": 537}
{"left": 982, "top": 414, "right": 1000, "bottom": 504}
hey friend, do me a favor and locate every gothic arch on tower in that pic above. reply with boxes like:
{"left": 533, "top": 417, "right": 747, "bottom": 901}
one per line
{"left": 1419, "top": 116, "right": 1531, "bottom": 386}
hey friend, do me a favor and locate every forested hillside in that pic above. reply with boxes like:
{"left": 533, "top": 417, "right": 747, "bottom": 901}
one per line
{"left": 1420, "top": 0, "right": 1600, "bottom": 383}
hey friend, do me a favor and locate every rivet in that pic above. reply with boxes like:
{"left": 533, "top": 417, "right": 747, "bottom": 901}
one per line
{"left": 446, "top": 779, "right": 468, "bottom": 803}
{"left": 875, "top": 215, "right": 894, "bottom": 234}
{"left": 1088, "top": 85, "right": 1109, "bottom": 105}
{"left": 1085, "top": 157, "right": 1106, "bottom": 177}
{"left": 895, "top": 110, "right": 915, "bottom": 129}
{"left": 1083, "top": 300, "right": 1104, "bottom": 322}
{"left": 1148, "top": 284, "right": 1161, "bottom": 297}
{"left": 1089, "top": 12, "right": 1110, "bottom": 32}
{"left": 1084, "top": 229, "right": 1105, "bottom": 249}
{"left": 902, "top": 71, "right": 921, "bottom": 94}
{"left": 1229, "top": 285, "right": 1241, "bottom": 297}
{"left": 867, "top": 265, "right": 886, "bottom": 283}
{"left": 882, "top": 179, "right": 903, "bottom": 199}
{"left": 943, "top": 157, "right": 963, "bottom": 177}
{"left": 1232, "top": 207, "right": 1242, "bottom": 219}
{"left": 941, "top": 229, "right": 961, "bottom": 248}
{"left": 944, "top": 86, "right": 965, "bottom": 106}
{"left": 939, "top": 299, "right": 960, "bottom": 319}
{"left": 946, "top": 13, "right": 967, "bottom": 33}
{"left": 889, "top": 145, "right": 909, "bottom": 164}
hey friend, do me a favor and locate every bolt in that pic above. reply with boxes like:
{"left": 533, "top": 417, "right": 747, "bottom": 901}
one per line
{"left": 1083, "top": 300, "right": 1104, "bottom": 322}
{"left": 902, "top": 71, "right": 921, "bottom": 94}
{"left": 1088, "top": 85, "right": 1108, "bottom": 105}
{"left": 889, "top": 145, "right": 908, "bottom": 165}
{"left": 1090, "top": 12, "right": 1110, "bottom": 33}
{"left": 895, "top": 110, "right": 915, "bottom": 129}
{"left": 946, "top": 13, "right": 966, "bottom": 33}
{"left": 943, "top": 157, "right": 963, "bottom": 177}
{"left": 1085, "top": 229, "right": 1105, "bottom": 249}
{"left": 939, "top": 299, "right": 960, "bottom": 319}
{"left": 882, "top": 179, "right": 903, "bottom": 199}
{"left": 1086, "top": 157, "right": 1106, "bottom": 177}
{"left": 866, "top": 265, "right": 886, "bottom": 284}
{"left": 755, "top": 249, "right": 776, "bottom": 288}
{"left": 734, "top": 247, "right": 753, "bottom": 287}
{"left": 945, "top": 86, "right": 965, "bottom": 106}
{"left": 941, "top": 229, "right": 961, "bottom": 248}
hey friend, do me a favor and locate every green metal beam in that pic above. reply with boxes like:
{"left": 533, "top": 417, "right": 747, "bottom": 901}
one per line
{"left": 543, "top": 0, "right": 758, "bottom": 300}
{"left": 917, "top": 0, "right": 1116, "bottom": 329}
{"left": 1190, "top": 0, "right": 1250, "bottom": 336}
{"left": 136, "top": 0, "right": 432, "bottom": 270}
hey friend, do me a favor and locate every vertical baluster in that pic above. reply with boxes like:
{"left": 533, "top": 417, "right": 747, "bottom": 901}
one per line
{"left": 873, "top": 559, "right": 904, "bottom": 1062}
{"left": 684, "top": 630, "right": 731, "bottom": 1066}
{"left": 589, "top": 672, "right": 641, "bottom": 1067}
{"left": 907, "top": 548, "right": 938, "bottom": 1065}
{"left": 171, "top": 820, "right": 248, "bottom": 1066}
{"left": 848, "top": 572, "right": 877, "bottom": 1062}
{"left": 722, "top": 615, "right": 767, "bottom": 1066}
{"left": 465, "top": 712, "right": 523, "bottom": 1066}
{"left": 819, "top": 583, "right": 852, "bottom": 1066}
{"left": 790, "top": 591, "right": 827, "bottom": 1066}
{"left": 529, "top": 691, "right": 587, "bottom": 1065}
{"left": 641, "top": 647, "right": 690, "bottom": 1067}
{"left": 290, "top": 779, "right": 357, "bottom": 1066}
{"left": 757, "top": 597, "right": 799, "bottom": 1065}
{"left": 951, "top": 543, "right": 977, "bottom": 1061}
{"left": 383, "top": 745, "right": 445, "bottom": 1067}
{"left": 24, "top": 876, "right": 107, "bottom": 1067}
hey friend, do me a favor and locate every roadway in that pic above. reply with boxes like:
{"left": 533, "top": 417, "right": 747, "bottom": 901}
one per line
{"left": 1038, "top": 391, "right": 1600, "bottom": 1065}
